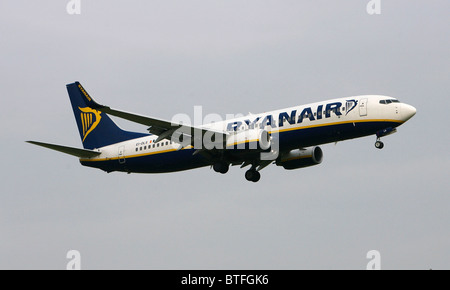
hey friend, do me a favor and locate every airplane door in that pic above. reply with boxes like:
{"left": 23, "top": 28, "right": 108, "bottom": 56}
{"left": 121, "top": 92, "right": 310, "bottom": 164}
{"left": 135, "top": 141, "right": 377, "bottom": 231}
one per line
{"left": 359, "top": 98, "right": 368, "bottom": 117}
{"left": 118, "top": 146, "right": 126, "bottom": 164}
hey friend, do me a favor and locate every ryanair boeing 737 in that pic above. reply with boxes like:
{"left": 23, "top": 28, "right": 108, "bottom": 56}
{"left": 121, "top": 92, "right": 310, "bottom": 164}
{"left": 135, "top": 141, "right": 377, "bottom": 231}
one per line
{"left": 28, "top": 82, "right": 416, "bottom": 182}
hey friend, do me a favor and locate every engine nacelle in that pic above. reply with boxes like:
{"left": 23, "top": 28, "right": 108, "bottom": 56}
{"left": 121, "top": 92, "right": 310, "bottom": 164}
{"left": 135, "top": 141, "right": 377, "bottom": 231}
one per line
{"left": 276, "top": 146, "right": 323, "bottom": 170}
{"left": 225, "top": 129, "right": 271, "bottom": 150}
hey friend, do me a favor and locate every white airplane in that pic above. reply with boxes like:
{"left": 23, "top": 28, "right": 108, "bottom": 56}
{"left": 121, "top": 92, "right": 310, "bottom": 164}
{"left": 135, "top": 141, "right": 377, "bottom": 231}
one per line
{"left": 28, "top": 82, "right": 416, "bottom": 182}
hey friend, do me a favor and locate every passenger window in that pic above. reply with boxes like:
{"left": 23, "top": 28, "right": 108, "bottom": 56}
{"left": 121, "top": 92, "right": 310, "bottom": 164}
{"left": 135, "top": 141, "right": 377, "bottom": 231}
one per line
{"left": 157, "top": 143, "right": 159, "bottom": 147}
{"left": 144, "top": 146, "right": 146, "bottom": 150}
{"left": 136, "top": 148, "right": 138, "bottom": 152}
{"left": 140, "top": 147, "right": 142, "bottom": 151}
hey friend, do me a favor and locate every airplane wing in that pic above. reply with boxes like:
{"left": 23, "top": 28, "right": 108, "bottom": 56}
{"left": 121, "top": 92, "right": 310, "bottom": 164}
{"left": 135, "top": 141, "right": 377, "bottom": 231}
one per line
{"left": 26, "top": 141, "right": 101, "bottom": 158}
{"left": 72, "top": 82, "right": 274, "bottom": 173}
{"left": 76, "top": 82, "right": 228, "bottom": 145}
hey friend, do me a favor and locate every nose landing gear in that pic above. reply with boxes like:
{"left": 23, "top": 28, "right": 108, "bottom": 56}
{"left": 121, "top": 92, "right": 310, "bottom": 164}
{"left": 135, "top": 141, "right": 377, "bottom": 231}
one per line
{"left": 375, "top": 139, "right": 384, "bottom": 149}
{"left": 375, "top": 127, "right": 397, "bottom": 149}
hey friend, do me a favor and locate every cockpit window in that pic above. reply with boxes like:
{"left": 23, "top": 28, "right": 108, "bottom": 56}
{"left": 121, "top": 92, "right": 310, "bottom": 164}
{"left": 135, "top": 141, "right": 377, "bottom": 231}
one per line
{"left": 380, "top": 99, "right": 400, "bottom": 104}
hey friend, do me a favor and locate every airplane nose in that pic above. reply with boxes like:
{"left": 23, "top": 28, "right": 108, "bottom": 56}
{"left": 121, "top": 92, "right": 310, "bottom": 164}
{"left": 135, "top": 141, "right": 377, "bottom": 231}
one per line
{"left": 402, "top": 103, "right": 417, "bottom": 121}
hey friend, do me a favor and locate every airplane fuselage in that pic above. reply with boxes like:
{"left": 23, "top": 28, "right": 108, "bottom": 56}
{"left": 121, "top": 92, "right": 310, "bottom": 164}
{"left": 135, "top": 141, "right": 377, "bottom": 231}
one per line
{"left": 79, "top": 95, "right": 416, "bottom": 174}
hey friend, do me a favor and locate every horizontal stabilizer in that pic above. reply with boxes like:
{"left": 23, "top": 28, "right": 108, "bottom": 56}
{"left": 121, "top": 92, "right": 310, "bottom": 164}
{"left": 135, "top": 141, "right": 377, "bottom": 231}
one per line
{"left": 26, "top": 141, "right": 101, "bottom": 158}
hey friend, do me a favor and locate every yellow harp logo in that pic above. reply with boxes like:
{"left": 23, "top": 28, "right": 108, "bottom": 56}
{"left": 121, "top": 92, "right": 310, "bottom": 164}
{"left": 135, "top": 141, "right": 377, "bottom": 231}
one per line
{"left": 79, "top": 107, "right": 102, "bottom": 142}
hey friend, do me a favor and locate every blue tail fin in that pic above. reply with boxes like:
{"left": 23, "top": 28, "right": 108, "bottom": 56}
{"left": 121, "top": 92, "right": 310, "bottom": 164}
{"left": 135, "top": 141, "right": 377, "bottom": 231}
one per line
{"left": 67, "top": 82, "right": 148, "bottom": 149}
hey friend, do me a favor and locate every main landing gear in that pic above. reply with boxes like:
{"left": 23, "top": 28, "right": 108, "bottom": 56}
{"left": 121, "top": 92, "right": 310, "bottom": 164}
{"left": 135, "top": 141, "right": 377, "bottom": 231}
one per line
{"left": 213, "top": 161, "right": 229, "bottom": 174}
{"left": 245, "top": 167, "right": 261, "bottom": 183}
{"left": 213, "top": 162, "right": 261, "bottom": 182}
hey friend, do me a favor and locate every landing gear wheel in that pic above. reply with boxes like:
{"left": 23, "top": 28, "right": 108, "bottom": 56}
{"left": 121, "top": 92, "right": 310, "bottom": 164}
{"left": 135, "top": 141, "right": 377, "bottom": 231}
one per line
{"left": 213, "top": 162, "right": 229, "bottom": 174}
{"left": 375, "top": 140, "right": 384, "bottom": 149}
{"left": 245, "top": 170, "right": 261, "bottom": 182}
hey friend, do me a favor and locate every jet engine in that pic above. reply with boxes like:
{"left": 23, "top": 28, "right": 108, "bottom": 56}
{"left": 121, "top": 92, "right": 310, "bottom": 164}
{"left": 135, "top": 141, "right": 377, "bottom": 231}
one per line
{"left": 276, "top": 146, "right": 323, "bottom": 170}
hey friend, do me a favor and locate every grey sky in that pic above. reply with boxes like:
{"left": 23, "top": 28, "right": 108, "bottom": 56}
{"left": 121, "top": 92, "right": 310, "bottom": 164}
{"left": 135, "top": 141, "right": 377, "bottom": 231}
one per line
{"left": 1, "top": 0, "right": 449, "bottom": 269}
